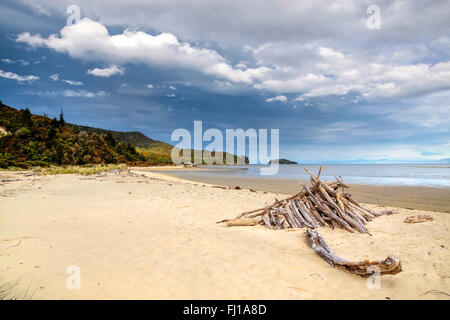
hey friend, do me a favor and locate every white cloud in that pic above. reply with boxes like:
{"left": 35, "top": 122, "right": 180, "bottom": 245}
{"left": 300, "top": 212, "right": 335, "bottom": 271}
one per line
{"left": 16, "top": 18, "right": 269, "bottom": 84}
{"left": 146, "top": 84, "right": 153, "bottom": 88}
{"left": 63, "top": 79, "right": 83, "bottom": 86}
{"left": 265, "top": 95, "right": 287, "bottom": 102}
{"left": 0, "top": 69, "right": 39, "bottom": 82}
{"left": 166, "top": 93, "right": 176, "bottom": 98}
{"left": 26, "top": 90, "right": 108, "bottom": 98}
{"left": 1, "top": 58, "right": 15, "bottom": 64}
{"left": 49, "top": 73, "right": 83, "bottom": 85}
{"left": 0, "top": 58, "right": 28, "bottom": 66}
{"left": 87, "top": 65, "right": 125, "bottom": 77}
{"left": 254, "top": 44, "right": 450, "bottom": 101}
{"left": 168, "top": 85, "right": 176, "bottom": 90}
{"left": 63, "top": 90, "right": 108, "bottom": 98}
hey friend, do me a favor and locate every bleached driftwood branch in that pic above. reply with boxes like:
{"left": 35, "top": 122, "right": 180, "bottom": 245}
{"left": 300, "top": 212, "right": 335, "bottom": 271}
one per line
{"left": 306, "top": 229, "right": 402, "bottom": 277}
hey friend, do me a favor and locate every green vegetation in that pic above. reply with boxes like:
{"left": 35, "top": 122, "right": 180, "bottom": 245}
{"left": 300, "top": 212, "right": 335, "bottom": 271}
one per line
{"left": 0, "top": 103, "right": 145, "bottom": 169}
{"left": 36, "top": 164, "right": 126, "bottom": 175}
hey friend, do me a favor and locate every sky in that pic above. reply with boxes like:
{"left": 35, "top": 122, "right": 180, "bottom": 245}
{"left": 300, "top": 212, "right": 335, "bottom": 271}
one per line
{"left": 0, "top": 0, "right": 449, "bottom": 163}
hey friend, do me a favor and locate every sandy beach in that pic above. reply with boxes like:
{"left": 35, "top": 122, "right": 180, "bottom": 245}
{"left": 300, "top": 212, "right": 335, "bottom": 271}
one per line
{"left": 0, "top": 168, "right": 449, "bottom": 299}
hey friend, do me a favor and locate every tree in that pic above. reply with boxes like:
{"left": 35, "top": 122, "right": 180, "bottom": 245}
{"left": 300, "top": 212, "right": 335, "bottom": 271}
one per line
{"left": 105, "top": 132, "right": 117, "bottom": 147}
{"left": 20, "top": 108, "right": 33, "bottom": 127}
{"left": 59, "top": 108, "right": 65, "bottom": 126}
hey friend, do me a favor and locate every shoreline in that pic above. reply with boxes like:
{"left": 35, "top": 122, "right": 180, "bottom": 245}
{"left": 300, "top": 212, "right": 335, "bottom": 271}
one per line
{"left": 134, "top": 168, "right": 450, "bottom": 213}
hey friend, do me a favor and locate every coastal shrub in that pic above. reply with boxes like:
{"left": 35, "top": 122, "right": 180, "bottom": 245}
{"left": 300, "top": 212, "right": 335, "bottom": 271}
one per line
{"left": 37, "top": 164, "right": 126, "bottom": 175}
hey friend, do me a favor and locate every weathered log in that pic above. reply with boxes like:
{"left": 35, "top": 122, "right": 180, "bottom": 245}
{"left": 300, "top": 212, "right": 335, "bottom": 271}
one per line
{"left": 290, "top": 201, "right": 314, "bottom": 228}
{"left": 306, "top": 229, "right": 402, "bottom": 277}
{"left": 335, "top": 193, "right": 346, "bottom": 215}
{"left": 286, "top": 203, "right": 304, "bottom": 228}
{"left": 295, "top": 199, "right": 318, "bottom": 228}
{"left": 283, "top": 205, "right": 299, "bottom": 228}
{"left": 226, "top": 218, "right": 258, "bottom": 226}
{"left": 281, "top": 216, "right": 290, "bottom": 229}
{"left": 303, "top": 196, "right": 328, "bottom": 227}
{"left": 270, "top": 211, "right": 283, "bottom": 229}
{"left": 262, "top": 214, "right": 273, "bottom": 229}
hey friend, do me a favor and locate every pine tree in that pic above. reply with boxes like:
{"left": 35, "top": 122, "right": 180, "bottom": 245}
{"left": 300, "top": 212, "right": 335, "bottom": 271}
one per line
{"left": 59, "top": 109, "right": 65, "bottom": 126}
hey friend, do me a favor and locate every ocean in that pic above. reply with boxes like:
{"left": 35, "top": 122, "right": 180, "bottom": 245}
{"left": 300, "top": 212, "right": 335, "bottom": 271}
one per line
{"left": 164, "top": 164, "right": 450, "bottom": 188}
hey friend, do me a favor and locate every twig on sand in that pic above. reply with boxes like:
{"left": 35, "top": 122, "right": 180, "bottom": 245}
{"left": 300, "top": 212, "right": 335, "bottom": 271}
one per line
{"left": 2, "top": 178, "right": 20, "bottom": 183}
{"left": 420, "top": 290, "right": 450, "bottom": 297}
{"left": 7, "top": 240, "right": 22, "bottom": 248}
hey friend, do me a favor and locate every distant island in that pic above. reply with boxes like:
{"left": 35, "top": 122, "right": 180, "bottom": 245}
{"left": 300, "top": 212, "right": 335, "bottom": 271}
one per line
{"left": 268, "top": 158, "right": 298, "bottom": 164}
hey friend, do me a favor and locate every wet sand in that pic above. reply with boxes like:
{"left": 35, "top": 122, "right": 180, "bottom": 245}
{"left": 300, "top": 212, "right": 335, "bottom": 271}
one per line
{"left": 153, "top": 171, "right": 450, "bottom": 213}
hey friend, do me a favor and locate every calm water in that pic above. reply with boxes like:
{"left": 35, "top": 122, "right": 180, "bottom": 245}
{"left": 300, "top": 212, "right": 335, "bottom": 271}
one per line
{"left": 168, "top": 164, "right": 450, "bottom": 188}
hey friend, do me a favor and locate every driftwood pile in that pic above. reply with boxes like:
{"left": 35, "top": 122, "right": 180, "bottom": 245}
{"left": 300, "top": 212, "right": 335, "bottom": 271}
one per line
{"left": 218, "top": 167, "right": 394, "bottom": 234}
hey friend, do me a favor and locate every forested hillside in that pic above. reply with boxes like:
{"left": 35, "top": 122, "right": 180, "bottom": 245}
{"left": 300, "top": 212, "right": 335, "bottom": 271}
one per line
{"left": 0, "top": 103, "right": 144, "bottom": 168}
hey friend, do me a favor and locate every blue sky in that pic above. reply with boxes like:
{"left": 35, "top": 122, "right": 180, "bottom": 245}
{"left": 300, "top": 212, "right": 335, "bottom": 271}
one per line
{"left": 0, "top": 0, "right": 449, "bottom": 163}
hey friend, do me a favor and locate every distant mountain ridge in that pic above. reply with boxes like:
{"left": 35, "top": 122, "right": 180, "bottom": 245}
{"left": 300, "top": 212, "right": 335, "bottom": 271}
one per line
{"left": 68, "top": 124, "right": 248, "bottom": 165}
{"left": 434, "top": 158, "right": 450, "bottom": 163}
{"left": 68, "top": 124, "right": 172, "bottom": 150}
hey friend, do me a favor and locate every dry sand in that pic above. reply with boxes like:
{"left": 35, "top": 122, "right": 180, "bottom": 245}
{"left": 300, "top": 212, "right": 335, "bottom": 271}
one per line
{"left": 0, "top": 169, "right": 449, "bottom": 299}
